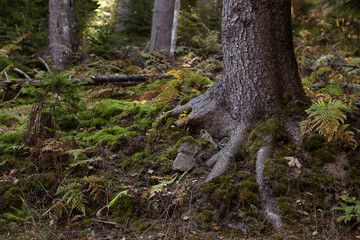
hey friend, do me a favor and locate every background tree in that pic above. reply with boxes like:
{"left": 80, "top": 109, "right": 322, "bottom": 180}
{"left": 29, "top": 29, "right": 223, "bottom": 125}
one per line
{"left": 149, "top": 0, "right": 175, "bottom": 54}
{"left": 174, "top": 0, "right": 307, "bottom": 181}
{"left": 49, "top": 0, "right": 78, "bottom": 69}
{"left": 116, "top": 0, "right": 133, "bottom": 32}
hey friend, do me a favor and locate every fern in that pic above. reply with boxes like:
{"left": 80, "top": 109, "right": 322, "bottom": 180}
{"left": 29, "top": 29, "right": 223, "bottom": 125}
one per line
{"left": 83, "top": 176, "right": 106, "bottom": 202}
{"left": 300, "top": 99, "right": 349, "bottom": 142}
{"left": 320, "top": 84, "right": 343, "bottom": 96}
{"left": 315, "top": 54, "right": 335, "bottom": 67}
{"left": 56, "top": 182, "right": 87, "bottom": 215}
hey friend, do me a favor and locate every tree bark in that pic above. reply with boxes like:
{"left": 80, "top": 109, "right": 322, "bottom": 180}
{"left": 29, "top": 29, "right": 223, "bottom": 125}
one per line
{"left": 116, "top": 0, "right": 133, "bottom": 32}
{"left": 173, "top": 0, "right": 306, "bottom": 180}
{"left": 169, "top": 0, "right": 181, "bottom": 58}
{"left": 149, "top": 0, "right": 175, "bottom": 54}
{"left": 49, "top": 0, "right": 78, "bottom": 70}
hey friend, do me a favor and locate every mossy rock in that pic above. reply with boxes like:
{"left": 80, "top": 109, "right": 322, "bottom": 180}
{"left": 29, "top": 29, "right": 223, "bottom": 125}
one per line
{"left": 311, "top": 148, "right": 335, "bottom": 164}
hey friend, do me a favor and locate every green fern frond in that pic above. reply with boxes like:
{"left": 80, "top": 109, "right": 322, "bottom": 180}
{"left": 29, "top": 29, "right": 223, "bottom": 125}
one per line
{"left": 300, "top": 99, "right": 350, "bottom": 141}
{"left": 315, "top": 54, "right": 335, "bottom": 67}
{"left": 68, "top": 156, "right": 101, "bottom": 169}
{"left": 56, "top": 182, "right": 88, "bottom": 215}
{"left": 320, "top": 84, "right": 343, "bottom": 96}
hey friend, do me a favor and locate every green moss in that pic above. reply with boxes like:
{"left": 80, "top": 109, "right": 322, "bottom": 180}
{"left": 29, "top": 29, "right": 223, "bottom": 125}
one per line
{"left": 81, "top": 126, "right": 136, "bottom": 151}
{"left": 312, "top": 148, "right": 335, "bottom": 164}
{"left": 111, "top": 194, "right": 137, "bottom": 224}
{"left": 138, "top": 221, "right": 151, "bottom": 232}
{"left": 180, "top": 93, "right": 200, "bottom": 105}
{"left": 2, "top": 187, "right": 22, "bottom": 210}
{"left": 303, "top": 135, "right": 325, "bottom": 152}
{"left": 0, "top": 114, "right": 19, "bottom": 127}
{"left": 0, "top": 130, "right": 22, "bottom": 144}
{"left": 194, "top": 206, "right": 214, "bottom": 225}
{"left": 248, "top": 119, "right": 284, "bottom": 155}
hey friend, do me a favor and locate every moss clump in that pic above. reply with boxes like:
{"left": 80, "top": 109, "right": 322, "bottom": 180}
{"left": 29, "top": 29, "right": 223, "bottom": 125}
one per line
{"left": 2, "top": 187, "right": 22, "bottom": 210}
{"left": 80, "top": 126, "right": 136, "bottom": 151}
{"left": 303, "top": 135, "right": 325, "bottom": 152}
{"left": 138, "top": 221, "right": 151, "bottom": 232}
{"left": 194, "top": 206, "right": 214, "bottom": 227}
{"left": 0, "top": 114, "right": 19, "bottom": 127}
{"left": 111, "top": 194, "right": 137, "bottom": 224}
{"left": 312, "top": 148, "right": 335, "bottom": 164}
{"left": 180, "top": 93, "right": 200, "bottom": 105}
{"left": 248, "top": 119, "right": 284, "bottom": 155}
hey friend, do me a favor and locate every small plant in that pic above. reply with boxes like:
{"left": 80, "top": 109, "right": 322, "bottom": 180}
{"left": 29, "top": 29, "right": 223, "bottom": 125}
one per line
{"left": 300, "top": 99, "right": 356, "bottom": 147}
{"left": 55, "top": 182, "right": 88, "bottom": 216}
{"left": 333, "top": 195, "right": 360, "bottom": 224}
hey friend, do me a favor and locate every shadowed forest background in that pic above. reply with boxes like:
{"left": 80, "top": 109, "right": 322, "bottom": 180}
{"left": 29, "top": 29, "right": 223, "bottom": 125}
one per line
{"left": 0, "top": 0, "right": 360, "bottom": 239}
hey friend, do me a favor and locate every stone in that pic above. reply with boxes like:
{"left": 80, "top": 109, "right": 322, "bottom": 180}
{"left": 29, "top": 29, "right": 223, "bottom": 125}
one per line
{"left": 172, "top": 141, "right": 201, "bottom": 171}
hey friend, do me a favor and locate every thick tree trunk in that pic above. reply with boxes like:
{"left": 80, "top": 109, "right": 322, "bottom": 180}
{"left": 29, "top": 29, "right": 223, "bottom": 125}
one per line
{"left": 172, "top": 0, "right": 306, "bottom": 230}
{"left": 49, "top": 0, "right": 78, "bottom": 70}
{"left": 173, "top": 0, "right": 305, "bottom": 179}
{"left": 149, "top": 0, "right": 175, "bottom": 54}
{"left": 116, "top": 0, "right": 133, "bottom": 32}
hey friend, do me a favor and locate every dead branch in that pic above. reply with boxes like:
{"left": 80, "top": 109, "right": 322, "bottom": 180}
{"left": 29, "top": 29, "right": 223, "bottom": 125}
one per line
{"left": 91, "top": 74, "right": 173, "bottom": 82}
{"left": 4, "top": 71, "right": 10, "bottom": 83}
{"left": 13, "top": 68, "right": 32, "bottom": 81}
{"left": 38, "top": 57, "right": 52, "bottom": 74}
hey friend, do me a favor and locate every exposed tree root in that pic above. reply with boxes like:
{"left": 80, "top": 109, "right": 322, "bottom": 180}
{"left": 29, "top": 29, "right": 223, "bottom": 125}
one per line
{"left": 255, "top": 134, "right": 283, "bottom": 231}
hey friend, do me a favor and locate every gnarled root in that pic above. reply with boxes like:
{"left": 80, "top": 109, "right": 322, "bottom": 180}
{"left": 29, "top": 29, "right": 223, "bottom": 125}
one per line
{"left": 256, "top": 133, "right": 283, "bottom": 231}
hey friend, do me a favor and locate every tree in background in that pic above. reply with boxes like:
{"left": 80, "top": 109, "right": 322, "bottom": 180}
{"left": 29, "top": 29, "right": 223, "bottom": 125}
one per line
{"left": 116, "top": 0, "right": 133, "bottom": 32}
{"left": 49, "top": 0, "right": 78, "bottom": 69}
{"left": 150, "top": 0, "right": 178, "bottom": 55}
{"left": 174, "top": 0, "right": 306, "bottom": 181}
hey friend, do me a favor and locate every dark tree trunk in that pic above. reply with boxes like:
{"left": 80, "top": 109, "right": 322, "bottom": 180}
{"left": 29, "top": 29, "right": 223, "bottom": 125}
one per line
{"left": 173, "top": 0, "right": 306, "bottom": 179}
{"left": 172, "top": 0, "right": 306, "bottom": 230}
{"left": 149, "top": 0, "right": 175, "bottom": 54}
{"left": 49, "top": 0, "right": 78, "bottom": 70}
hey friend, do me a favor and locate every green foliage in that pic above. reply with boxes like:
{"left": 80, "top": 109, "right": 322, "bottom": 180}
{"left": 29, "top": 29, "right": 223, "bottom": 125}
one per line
{"left": 21, "top": 72, "right": 83, "bottom": 130}
{"left": 56, "top": 182, "right": 88, "bottom": 216}
{"left": 300, "top": 99, "right": 352, "bottom": 142}
{"left": 333, "top": 195, "right": 360, "bottom": 223}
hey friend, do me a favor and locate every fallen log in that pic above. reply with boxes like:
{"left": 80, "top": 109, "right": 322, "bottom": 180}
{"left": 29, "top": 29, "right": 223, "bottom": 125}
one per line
{"left": 91, "top": 74, "right": 173, "bottom": 82}
{"left": 0, "top": 74, "right": 174, "bottom": 87}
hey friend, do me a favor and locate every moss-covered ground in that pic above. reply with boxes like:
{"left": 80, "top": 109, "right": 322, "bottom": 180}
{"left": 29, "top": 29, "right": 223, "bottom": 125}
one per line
{"left": 1, "top": 24, "right": 360, "bottom": 240}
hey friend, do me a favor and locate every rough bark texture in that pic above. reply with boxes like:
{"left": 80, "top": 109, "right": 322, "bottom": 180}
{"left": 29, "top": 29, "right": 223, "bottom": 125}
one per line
{"left": 149, "top": 0, "right": 175, "bottom": 54}
{"left": 116, "top": 0, "right": 133, "bottom": 32}
{"left": 49, "top": 0, "right": 78, "bottom": 70}
{"left": 169, "top": 0, "right": 181, "bottom": 58}
{"left": 173, "top": 0, "right": 306, "bottom": 180}
{"left": 23, "top": 104, "right": 55, "bottom": 147}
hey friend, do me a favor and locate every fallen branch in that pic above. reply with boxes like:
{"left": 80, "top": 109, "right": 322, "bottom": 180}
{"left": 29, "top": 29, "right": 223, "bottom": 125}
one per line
{"left": 91, "top": 74, "right": 173, "bottom": 82}
{"left": 38, "top": 57, "right": 52, "bottom": 74}
{"left": 4, "top": 71, "right": 10, "bottom": 83}
{"left": 13, "top": 68, "right": 32, "bottom": 81}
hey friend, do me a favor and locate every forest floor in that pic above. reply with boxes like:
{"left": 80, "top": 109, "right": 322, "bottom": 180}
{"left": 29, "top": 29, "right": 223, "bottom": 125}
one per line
{"left": 1, "top": 43, "right": 360, "bottom": 240}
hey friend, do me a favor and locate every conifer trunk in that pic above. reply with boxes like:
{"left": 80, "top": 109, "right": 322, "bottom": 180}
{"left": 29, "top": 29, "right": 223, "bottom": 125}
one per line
{"left": 173, "top": 0, "right": 306, "bottom": 180}
{"left": 49, "top": 0, "right": 78, "bottom": 70}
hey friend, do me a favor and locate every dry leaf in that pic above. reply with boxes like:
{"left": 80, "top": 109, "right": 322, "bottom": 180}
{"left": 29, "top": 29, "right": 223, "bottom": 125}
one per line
{"left": 284, "top": 157, "right": 302, "bottom": 168}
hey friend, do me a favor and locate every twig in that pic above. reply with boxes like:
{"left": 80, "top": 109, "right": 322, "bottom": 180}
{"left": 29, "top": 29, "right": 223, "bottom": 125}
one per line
{"left": 4, "top": 71, "right": 10, "bottom": 82}
{"left": 38, "top": 57, "right": 52, "bottom": 74}
{"left": 294, "top": 37, "right": 318, "bottom": 60}
{"left": 107, "top": 65, "right": 127, "bottom": 73}
{"left": 93, "top": 219, "right": 118, "bottom": 226}
{"left": 13, "top": 68, "right": 32, "bottom": 81}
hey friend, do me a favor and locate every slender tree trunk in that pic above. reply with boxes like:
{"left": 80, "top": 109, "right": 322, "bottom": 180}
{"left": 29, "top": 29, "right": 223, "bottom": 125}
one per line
{"left": 173, "top": 0, "right": 306, "bottom": 179}
{"left": 149, "top": 0, "right": 175, "bottom": 54}
{"left": 49, "top": 0, "right": 78, "bottom": 70}
{"left": 116, "top": 0, "right": 133, "bottom": 32}
{"left": 169, "top": 0, "right": 181, "bottom": 58}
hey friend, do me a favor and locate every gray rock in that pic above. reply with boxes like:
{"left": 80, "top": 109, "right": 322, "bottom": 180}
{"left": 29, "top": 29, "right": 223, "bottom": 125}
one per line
{"left": 172, "top": 141, "right": 201, "bottom": 171}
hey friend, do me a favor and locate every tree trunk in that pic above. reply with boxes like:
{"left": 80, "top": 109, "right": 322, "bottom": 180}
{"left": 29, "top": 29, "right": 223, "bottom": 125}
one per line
{"left": 173, "top": 0, "right": 306, "bottom": 179}
{"left": 49, "top": 0, "right": 78, "bottom": 70}
{"left": 149, "top": 0, "right": 175, "bottom": 54}
{"left": 116, "top": 0, "right": 133, "bottom": 32}
{"left": 169, "top": 0, "right": 181, "bottom": 58}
